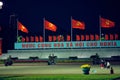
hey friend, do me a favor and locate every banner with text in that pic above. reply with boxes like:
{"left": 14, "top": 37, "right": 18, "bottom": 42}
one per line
{"left": 14, "top": 40, "right": 120, "bottom": 49}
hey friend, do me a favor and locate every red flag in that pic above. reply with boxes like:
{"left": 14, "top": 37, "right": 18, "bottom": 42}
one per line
{"left": 81, "top": 35, "right": 85, "bottom": 41}
{"left": 35, "top": 36, "right": 39, "bottom": 42}
{"left": 86, "top": 35, "right": 89, "bottom": 41}
{"left": 30, "top": 36, "right": 34, "bottom": 42}
{"left": 39, "top": 36, "right": 43, "bottom": 42}
{"left": 110, "top": 34, "right": 114, "bottom": 40}
{"left": 90, "top": 34, "right": 94, "bottom": 40}
{"left": 100, "top": 17, "right": 115, "bottom": 28}
{"left": 72, "top": 19, "right": 85, "bottom": 30}
{"left": 45, "top": 20, "right": 57, "bottom": 32}
{"left": 48, "top": 36, "right": 52, "bottom": 42}
{"left": 95, "top": 34, "right": 100, "bottom": 40}
{"left": 18, "top": 21, "right": 29, "bottom": 33}
{"left": 22, "top": 37, "right": 25, "bottom": 42}
{"left": 76, "top": 35, "right": 80, "bottom": 41}
{"left": 53, "top": 36, "right": 57, "bottom": 41}
{"left": 115, "top": 34, "right": 118, "bottom": 40}
{"left": 26, "top": 36, "right": 29, "bottom": 42}
{"left": 67, "top": 35, "right": 71, "bottom": 41}
{"left": 105, "top": 34, "right": 109, "bottom": 40}
{"left": 57, "top": 35, "right": 61, "bottom": 42}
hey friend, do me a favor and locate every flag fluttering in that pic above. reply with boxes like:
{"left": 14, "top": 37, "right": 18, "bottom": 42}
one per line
{"left": 72, "top": 19, "right": 85, "bottom": 30}
{"left": 18, "top": 21, "right": 29, "bottom": 33}
{"left": 44, "top": 20, "right": 57, "bottom": 32}
{"left": 100, "top": 17, "right": 115, "bottom": 28}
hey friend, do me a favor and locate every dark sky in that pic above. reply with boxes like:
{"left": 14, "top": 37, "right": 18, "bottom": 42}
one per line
{"left": 0, "top": 0, "right": 120, "bottom": 52}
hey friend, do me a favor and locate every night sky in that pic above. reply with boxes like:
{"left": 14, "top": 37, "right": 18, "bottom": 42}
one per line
{"left": 0, "top": 0, "right": 120, "bottom": 52}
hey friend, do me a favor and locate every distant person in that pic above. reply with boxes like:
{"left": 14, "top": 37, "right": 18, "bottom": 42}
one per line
{"left": 95, "top": 53, "right": 99, "bottom": 59}
{"left": 110, "top": 67, "right": 114, "bottom": 74}
{"left": 100, "top": 59, "right": 105, "bottom": 69}
{"left": 4, "top": 55, "right": 13, "bottom": 66}
{"left": 106, "top": 61, "right": 110, "bottom": 69}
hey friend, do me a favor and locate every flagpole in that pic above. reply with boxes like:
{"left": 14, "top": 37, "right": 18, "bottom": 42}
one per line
{"left": 99, "top": 15, "right": 102, "bottom": 51}
{"left": 71, "top": 16, "right": 72, "bottom": 42}
{"left": 99, "top": 15, "right": 101, "bottom": 41}
{"left": 16, "top": 18, "right": 19, "bottom": 43}
{"left": 43, "top": 17, "right": 45, "bottom": 42}
{"left": 71, "top": 16, "right": 73, "bottom": 52}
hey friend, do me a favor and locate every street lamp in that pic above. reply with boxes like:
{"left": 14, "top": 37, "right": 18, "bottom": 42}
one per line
{"left": 0, "top": 1, "right": 3, "bottom": 9}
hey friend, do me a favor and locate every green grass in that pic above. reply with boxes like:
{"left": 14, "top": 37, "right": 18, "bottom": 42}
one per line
{"left": 0, "top": 60, "right": 120, "bottom": 80}
{"left": 0, "top": 74, "right": 120, "bottom": 80}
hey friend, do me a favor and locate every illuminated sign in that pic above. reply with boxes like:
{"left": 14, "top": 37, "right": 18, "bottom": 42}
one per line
{"left": 14, "top": 40, "right": 120, "bottom": 49}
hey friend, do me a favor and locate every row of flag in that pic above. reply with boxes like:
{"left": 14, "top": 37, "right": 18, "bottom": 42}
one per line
{"left": 18, "top": 17, "right": 115, "bottom": 33}
{"left": 19, "top": 34, "right": 118, "bottom": 42}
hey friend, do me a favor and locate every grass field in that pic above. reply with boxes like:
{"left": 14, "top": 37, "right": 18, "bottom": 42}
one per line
{"left": 0, "top": 63, "right": 120, "bottom": 80}
{"left": 0, "top": 74, "right": 120, "bottom": 80}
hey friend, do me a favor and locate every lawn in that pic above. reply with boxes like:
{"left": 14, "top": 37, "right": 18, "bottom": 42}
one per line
{"left": 0, "top": 74, "right": 120, "bottom": 80}
{"left": 0, "top": 62, "right": 120, "bottom": 80}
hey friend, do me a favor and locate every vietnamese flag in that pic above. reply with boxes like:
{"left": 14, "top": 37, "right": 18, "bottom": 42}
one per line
{"left": 72, "top": 19, "right": 85, "bottom": 30}
{"left": 45, "top": 20, "right": 57, "bottom": 32}
{"left": 100, "top": 17, "right": 115, "bottom": 28}
{"left": 18, "top": 21, "right": 29, "bottom": 33}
